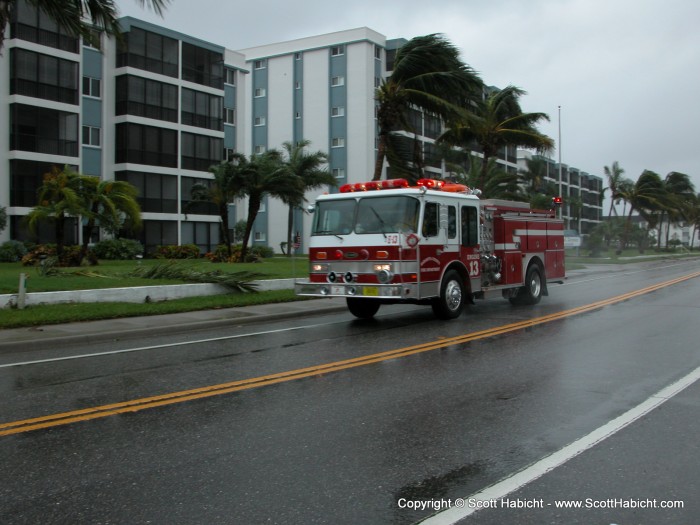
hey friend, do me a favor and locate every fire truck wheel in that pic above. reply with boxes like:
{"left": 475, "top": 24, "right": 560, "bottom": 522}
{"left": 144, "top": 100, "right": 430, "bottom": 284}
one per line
{"left": 510, "top": 265, "right": 543, "bottom": 305}
{"left": 346, "top": 297, "right": 381, "bottom": 319}
{"left": 432, "top": 270, "right": 465, "bottom": 319}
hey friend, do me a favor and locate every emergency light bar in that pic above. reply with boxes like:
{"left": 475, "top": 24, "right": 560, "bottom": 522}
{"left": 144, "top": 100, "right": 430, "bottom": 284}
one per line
{"left": 552, "top": 196, "right": 563, "bottom": 206}
{"left": 339, "top": 178, "right": 410, "bottom": 193}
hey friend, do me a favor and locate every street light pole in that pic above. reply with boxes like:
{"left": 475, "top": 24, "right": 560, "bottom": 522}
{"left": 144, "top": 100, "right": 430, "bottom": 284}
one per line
{"left": 558, "top": 105, "right": 563, "bottom": 222}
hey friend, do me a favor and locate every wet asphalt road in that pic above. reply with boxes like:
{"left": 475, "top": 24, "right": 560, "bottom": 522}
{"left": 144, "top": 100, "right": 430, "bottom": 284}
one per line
{"left": 1, "top": 259, "right": 699, "bottom": 524}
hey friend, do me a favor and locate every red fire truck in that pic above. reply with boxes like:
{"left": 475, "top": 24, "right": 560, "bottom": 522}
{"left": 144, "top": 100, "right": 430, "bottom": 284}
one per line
{"left": 294, "top": 178, "right": 565, "bottom": 320}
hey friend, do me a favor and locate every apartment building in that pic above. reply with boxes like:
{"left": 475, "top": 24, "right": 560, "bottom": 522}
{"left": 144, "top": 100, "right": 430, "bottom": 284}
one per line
{"left": 1, "top": 3, "right": 247, "bottom": 253}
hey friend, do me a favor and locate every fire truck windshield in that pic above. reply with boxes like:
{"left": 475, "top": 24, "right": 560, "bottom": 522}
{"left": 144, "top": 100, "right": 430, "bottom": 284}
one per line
{"left": 312, "top": 195, "right": 420, "bottom": 236}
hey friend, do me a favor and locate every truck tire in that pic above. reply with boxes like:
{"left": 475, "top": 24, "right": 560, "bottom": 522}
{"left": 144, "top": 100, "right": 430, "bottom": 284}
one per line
{"left": 346, "top": 297, "right": 381, "bottom": 319}
{"left": 510, "top": 265, "right": 543, "bottom": 305}
{"left": 432, "top": 270, "right": 465, "bottom": 319}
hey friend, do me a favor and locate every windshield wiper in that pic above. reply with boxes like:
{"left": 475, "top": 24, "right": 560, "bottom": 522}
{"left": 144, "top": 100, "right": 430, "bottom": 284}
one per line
{"left": 316, "top": 230, "right": 343, "bottom": 240}
{"left": 369, "top": 207, "right": 388, "bottom": 239}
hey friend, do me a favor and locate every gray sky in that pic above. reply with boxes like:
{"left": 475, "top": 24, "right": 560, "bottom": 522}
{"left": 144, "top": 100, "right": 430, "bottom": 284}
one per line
{"left": 117, "top": 0, "right": 700, "bottom": 205}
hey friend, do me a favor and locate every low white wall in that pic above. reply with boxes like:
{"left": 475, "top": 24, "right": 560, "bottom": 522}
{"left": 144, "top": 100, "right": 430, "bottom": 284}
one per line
{"left": 0, "top": 279, "right": 295, "bottom": 308}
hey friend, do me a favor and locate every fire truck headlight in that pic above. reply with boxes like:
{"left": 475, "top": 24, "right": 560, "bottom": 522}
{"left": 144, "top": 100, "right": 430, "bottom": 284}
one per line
{"left": 312, "top": 263, "right": 329, "bottom": 272}
{"left": 376, "top": 269, "right": 394, "bottom": 284}
{"left": 373, "top": 263, "right": 392, "bottom": 272}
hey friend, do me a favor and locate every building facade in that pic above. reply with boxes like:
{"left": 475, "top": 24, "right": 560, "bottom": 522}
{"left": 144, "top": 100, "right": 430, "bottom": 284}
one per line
{"left": 1, "top": 6, "right": 600, "bottom": 252}
{"left": 517, "top": 150, "right": 604, "bottom": 235}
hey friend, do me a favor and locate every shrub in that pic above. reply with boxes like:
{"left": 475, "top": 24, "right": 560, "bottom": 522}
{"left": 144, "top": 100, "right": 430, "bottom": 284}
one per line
{"left": 0, "top": 240, "right": 28, "bottom": 262}
{"left": 205, "top": 244, "right": 242, "bottom": 263}
{"left": 154, "top": 244, "right": 201, "bottom": 259}
{"left": 250, "top": 245, "right": 274, "bottom": 259}
{"left": 93, "top": 238, "right": 144, "bottom": 260}
{"left": 21, "top": 244, "right": 97, "bottom": 267}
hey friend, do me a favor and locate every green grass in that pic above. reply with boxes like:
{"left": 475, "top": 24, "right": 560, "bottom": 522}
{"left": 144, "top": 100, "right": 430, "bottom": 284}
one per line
{"left": 0, "top": 289, "right": 307, "bottom": 329}
{"left": 0, "top": 256, "right": 308, "bottom": 294}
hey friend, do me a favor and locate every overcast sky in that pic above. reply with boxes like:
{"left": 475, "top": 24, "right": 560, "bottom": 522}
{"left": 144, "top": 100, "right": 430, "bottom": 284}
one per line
{"left": 117, "top": 0, "right": 700, "bottom": 206}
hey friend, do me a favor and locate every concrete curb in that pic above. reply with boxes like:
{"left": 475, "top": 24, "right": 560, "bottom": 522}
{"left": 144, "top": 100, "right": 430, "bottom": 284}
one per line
{"left": 1, "top": 279, "right": 296, "bottom": 309}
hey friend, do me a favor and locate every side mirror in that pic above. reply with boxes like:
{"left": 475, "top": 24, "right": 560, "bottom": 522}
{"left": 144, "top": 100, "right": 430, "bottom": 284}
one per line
{"left": 306, "top": 205, "right": 315, "bottom": 214}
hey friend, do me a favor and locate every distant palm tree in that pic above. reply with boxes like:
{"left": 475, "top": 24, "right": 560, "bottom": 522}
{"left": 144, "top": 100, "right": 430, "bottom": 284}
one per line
{"left": 189, "top": 159, "right": 247, "bottom": 258}
{"left": 278, "top": 140, "right": 335, "bottom": 256}
{"left": 238, "top": 150, "right": 302, "bottom": 262}
{"left": 603, "top": 161, "right": 625, "bottom": 217}
{"left": 80, "top": 177, "right": 142, "bottom": 259}
{"left": 439, "top": 85, "right": 554, "bottom": 191}
{"left": 373, "top": 34, "right": 483, "bottom": 181}
{"left": 0, "top": 0, "right": 169, "bottom": 51}
{"left": 618, "top": 170, "right": 665, "bottom": 249}
{"left": 25, "top": 165, "right": 85, "bottom": 257}
{"left": 660, "top": 171, "right": 695, "bottom": 247}
{"left": 446, "top": 151, "right": 522, "bottom": 201}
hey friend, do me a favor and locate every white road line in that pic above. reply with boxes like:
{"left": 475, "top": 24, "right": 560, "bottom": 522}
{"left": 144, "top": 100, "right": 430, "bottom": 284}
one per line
{"left": 0, "top": 322, "right": 331, "bottom": 369}
{"left": 419, "top": 364, "right": 700, "bottom": 524}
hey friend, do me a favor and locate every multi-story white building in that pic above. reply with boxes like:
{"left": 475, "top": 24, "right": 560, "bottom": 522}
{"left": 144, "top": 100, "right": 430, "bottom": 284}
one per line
{"left": 0, "top": 4, "right": 595, "bottom": 253}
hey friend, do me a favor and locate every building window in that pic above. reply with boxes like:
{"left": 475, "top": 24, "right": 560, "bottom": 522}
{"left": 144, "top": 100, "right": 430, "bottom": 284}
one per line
{"left": 225, "top": 68, "right": 236, "bottom": 85}
{"left": 331, "top": 106, "right": 345, "bottom": 117}
{"left": 331, "top": 46, "right": 344, "bottom": 56}
{"left": 295, "top": 112, "right": 301, "bottom": 119}
{"left": 332, "top": 168, "right": 345, "bottom": 178}
{"left": 254, "top": 59, "right": 266, "bottom": 69}
{"left": 10, "top": 104, "right": 79, "bottom": 157}
{"left": 254, "top": 231, "right": 266, "bottom": 242}
{"left": 9, "top": 48, "right": 79, "bottom": 105}
{"left": 10, "top": 1, "right": 79, "bottom": 53}
{"left": 295, "top": 52, "right": 302, "bottom": 60}
{"left": 182, "top": 42, "right": 224, "bottom": 89}
{"left": 115, "top": 122, "right": 177, "bottom": 167}
{"left": 374, "top": 76, "right": 381, "bottom": 88}
{"left": 254, "top": 145, "right": 265, "bottom": 154}
{"left": 295, "top": 81, "right": 301, "bottom": 89}
{"left": 374, "top": 45, "right": 381, "bottom": 60}
{"left": 116, "top": 27, "right": 178, "bottom": 78}
{"left": 180, "top": 177, "right": 219, "bottom": 215}
{"left": 331, "top": 76, "right": 345, "bottom": 87}
{"left": 223, "top": 148, "right": 235, "bottom": 161}
{"left": 115, "top": 75, "right": 178, "bottom": 123}
{"left": 254, "top": 88, "right": 266, "bottom": 98}
{"left": 181, "top": 88, "right": 223, "bottom": 130}
{"left": 181, "top": 132, "right": 224, "bottom": 171}
{"left": 82, "top": 76, "right": 101, "bottom": 98}
{"left": 331, "top": 138, "right": 345, "bottom": 148}
{"left": 254, "top": 116, "right": 266, "bottom": 126}
{"left": 83, "top": 28, "right": 102, "bottom": 50}
{"left": 224, "top": 108, "right": 235, "bottom": 125}
{"left": 82, "top": 126, "right": 100, "bottom": 146}
{"left": 116, "top": 171, "right": 178, "bottom": 214}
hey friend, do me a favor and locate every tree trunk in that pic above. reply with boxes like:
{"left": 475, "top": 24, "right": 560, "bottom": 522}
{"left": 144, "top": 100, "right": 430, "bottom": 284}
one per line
{"left": 239, "top": 195, "right": 260, "bottom": 263}
{"left": 287, "top": 205, "right": 294, "bottom": 257}
{"left": 220, "top": 204, "right": 232, "bottom": 257}
{"left": 373, "top": 132, "right": 388, "bottom": 181}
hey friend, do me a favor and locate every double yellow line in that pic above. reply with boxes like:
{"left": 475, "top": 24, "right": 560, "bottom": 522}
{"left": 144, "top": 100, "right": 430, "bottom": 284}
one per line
{"left": 2, "top": 271, "right": 699, "bottom": 437}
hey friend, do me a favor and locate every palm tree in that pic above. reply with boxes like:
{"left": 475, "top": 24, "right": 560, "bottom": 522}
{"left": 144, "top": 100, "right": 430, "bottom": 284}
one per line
{"left": 373, "top": 34, "right": 483, "bottom": 181}
{"left": 189, "top": 159, "right": 247, "bottom": 258}
{"left": 660, "top": 171, "right": 695, "bottom": 247}
{"left": 618, "top": 170, "right": 665, "bottom": 250}
{"left": 603, "top": 161, "right": 625, "bottom": 217}
{"left": 447, "top": 152, "right": 522, "bottom": 201}
{"left": 683, "top": 193, "right": 700, "bottom": 249}
{"left": 278, "top": 140, "right": 335, "bottom": 256}
{"left": 238, "top": 150, "right": 302, "bottom": 262}
{"left": 439, "top": 85, "right": 554, "bottom": 191}
{"left": 80, "top": 177, "right": 142, "bottom": 260}
{"left": 25, "top": 165, "right": 85, "bottom": 257}
{"left": 1, "top": 0, "right": 169, "bottom": 51}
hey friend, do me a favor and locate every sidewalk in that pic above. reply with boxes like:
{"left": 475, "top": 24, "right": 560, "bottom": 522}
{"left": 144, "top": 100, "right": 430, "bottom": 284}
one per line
{"left": 0, "top": 297, "right": 348, "bottom": 352}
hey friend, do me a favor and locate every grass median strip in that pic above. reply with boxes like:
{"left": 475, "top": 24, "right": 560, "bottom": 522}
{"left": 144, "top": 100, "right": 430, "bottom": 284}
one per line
{"left": 3, "top": 270, "right": 699, "bottom": 437}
